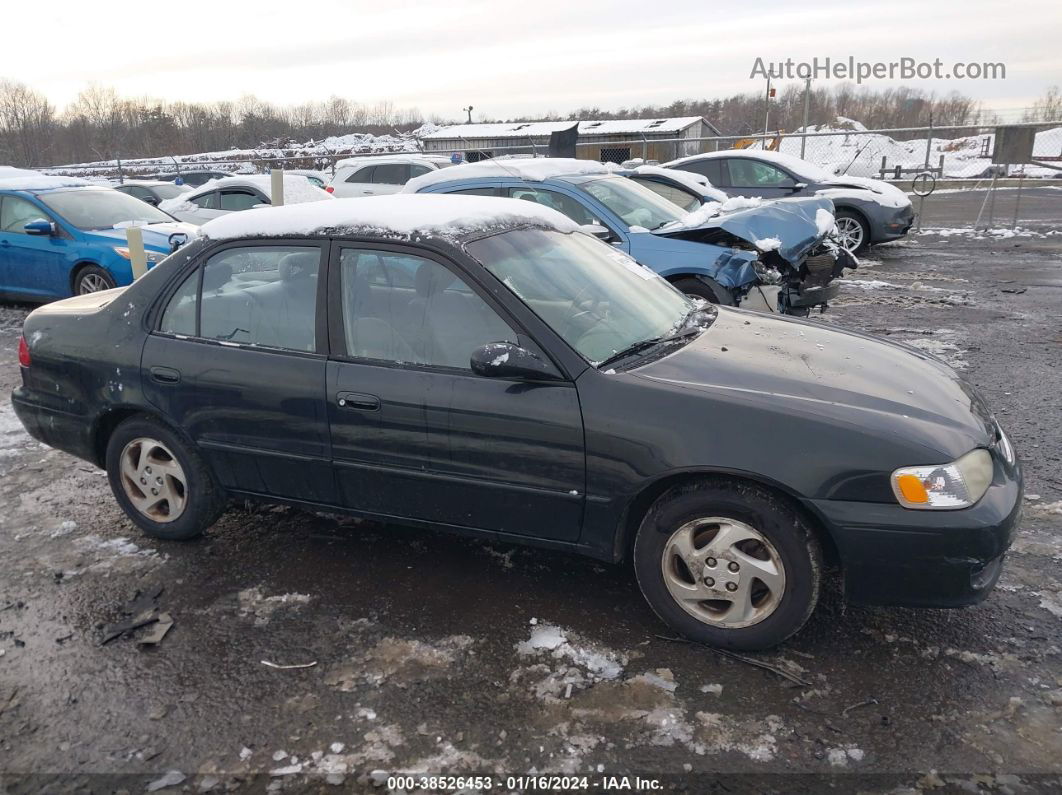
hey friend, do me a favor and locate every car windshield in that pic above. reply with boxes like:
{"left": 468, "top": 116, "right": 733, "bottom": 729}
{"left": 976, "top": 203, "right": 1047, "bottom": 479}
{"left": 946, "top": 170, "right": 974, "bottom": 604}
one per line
{"left": 467, "top": 228, "right": 696, "bottom": 365}
{"left": 579, "top": 176, "right": 686, "bottom": 230}
{"left": 39, "top": 188, "right": 173, "bottom": 230}
{"left": 153, "top": 183, "right": 190, "bottom": 199}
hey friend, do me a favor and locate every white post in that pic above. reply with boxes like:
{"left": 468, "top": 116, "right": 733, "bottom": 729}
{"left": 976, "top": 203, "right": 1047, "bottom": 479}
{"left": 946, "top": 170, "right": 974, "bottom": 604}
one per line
{"left": 125, "top": 226, "right": 148, "bottom": 280}
{"left": 271, "top": 168, "right": 284, "bottom": 207}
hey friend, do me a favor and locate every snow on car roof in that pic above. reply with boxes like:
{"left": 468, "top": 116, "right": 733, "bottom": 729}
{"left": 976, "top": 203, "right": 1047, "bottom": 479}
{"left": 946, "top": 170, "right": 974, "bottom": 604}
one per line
{"left": 199, "top": 193, "right": 579, "bottom": 241}
{"left": 159, "top": 174, "right": 333, "bottom": 213}
{"left": 0, "top": 174, "right": 93, "bottom": 191}
{"left": 403, "top": 157, "right": 611, "bottom": 193}
{"left": 421, "top": 117, "right": 704, "bottom": 140}
{"left": 666, "top": 149, "right": 833, "bottom": 182}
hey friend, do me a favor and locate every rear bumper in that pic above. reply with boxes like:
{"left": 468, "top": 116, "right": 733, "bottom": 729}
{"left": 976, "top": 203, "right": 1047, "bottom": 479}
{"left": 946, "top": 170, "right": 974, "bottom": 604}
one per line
{"left": 11, "top": 387, "right": 98, "bottom": 464}
{"left": 808, "top": 467, "right": 1022, "bottom": 607}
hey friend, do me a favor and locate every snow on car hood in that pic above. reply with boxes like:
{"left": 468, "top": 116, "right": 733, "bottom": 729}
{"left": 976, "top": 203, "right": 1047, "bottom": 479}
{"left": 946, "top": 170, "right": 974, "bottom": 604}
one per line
{"left": 817, "top": 175, "right": 911, "bottom": 208}
{"left": 653, "top": 196, "right": 841, "bottom": 265}
{"left": 90, "top": 221, "right": 198, "bottom": 251}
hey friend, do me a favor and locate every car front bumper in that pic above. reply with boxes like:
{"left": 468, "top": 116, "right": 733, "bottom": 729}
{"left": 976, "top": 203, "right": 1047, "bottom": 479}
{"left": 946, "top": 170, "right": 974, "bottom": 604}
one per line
{"left": 808, "top": 466, "right": 1022, "bottom": 607}
{"left": 869, "top": 203, "right": 916, "bottom": 243}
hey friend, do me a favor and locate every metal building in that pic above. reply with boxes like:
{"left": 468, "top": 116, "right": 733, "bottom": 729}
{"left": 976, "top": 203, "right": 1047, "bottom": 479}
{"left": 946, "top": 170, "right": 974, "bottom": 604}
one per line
{"left": 420, "top": 117, "right": 720, "bottom": 163}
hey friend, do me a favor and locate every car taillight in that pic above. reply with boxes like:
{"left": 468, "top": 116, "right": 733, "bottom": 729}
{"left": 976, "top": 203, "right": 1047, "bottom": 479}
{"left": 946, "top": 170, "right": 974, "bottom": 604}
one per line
{"left": 18, "top": 335, "right": 31, "bottom": 367}
{"left": 325, "top": 185, "right": 334, "bottom": 193}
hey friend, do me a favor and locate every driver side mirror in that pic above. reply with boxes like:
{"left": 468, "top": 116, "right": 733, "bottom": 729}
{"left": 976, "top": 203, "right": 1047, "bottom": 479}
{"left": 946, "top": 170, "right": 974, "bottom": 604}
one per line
{"left": 144, "top": 196, "right": 160, "bottom": 206}
{"left": 791, "top": 182, "right": 808, "bottom": 192}
{"left": 470, "top": 342, "right": 562, "bottom": 381}
{"left": 24, "top": 219, "right": 56, "bottom": 236}
{"left": 577, "top": 223, "right": 613, "bottom": 242}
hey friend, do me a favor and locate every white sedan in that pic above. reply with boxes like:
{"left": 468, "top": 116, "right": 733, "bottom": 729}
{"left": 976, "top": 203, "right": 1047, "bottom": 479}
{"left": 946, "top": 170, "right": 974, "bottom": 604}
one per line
{"left": 159, "top": 175, "right": 333, "bottom": 225}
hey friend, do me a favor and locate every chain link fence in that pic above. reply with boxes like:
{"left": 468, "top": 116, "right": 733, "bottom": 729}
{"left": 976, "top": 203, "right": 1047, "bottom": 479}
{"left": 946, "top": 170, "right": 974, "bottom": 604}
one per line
{"left": 35, "top": 121, "right": 1062, "bottom": 231}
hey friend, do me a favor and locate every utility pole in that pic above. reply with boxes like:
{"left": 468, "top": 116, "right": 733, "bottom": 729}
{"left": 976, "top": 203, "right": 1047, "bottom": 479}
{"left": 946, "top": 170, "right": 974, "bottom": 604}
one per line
{"left": 463, "top": 105, "right": 474, "bottom": 124}
{"left": 800, "top": 77, "right": 812, "bottom": 159}
{"left": 762, "top": 73, "right": 772, "bottom": 140}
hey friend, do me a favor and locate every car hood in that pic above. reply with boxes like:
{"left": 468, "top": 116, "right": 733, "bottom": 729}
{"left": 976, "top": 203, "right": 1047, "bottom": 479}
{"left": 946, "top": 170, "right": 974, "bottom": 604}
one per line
{"left": 652, "top": 196, "right": 838, "bottom": 265}
{"left": 87, "top": 222, "right": 198, "bottom": 252}
{"left": 817, "top": 175, "right": 911, "bottom": 209}
{"left": 634, "top": 307, "right": 996, "bottom": 456}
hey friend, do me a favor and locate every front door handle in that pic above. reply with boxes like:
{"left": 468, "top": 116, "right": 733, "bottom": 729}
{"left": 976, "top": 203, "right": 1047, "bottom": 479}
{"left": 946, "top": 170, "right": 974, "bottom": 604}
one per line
{"left": 337, "top": 392, "right": 380, "bottom": 411}
{"left": 150, "top": 366, "right": 181, "bottom": 384}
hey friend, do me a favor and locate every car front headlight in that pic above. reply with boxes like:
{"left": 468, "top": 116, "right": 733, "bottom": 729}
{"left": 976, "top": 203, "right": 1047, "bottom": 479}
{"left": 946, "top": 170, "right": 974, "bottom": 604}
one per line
{"left": 995, "top": 425, "right": 1015, "bottom": 466}
{"left": 891, "top": 448, "right": 994, "bottom": 510}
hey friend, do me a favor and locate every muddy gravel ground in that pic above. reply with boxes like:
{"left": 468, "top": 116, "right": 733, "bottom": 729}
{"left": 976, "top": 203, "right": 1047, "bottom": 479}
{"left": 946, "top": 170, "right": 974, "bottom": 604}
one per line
{"left": 0, "top": 208, "right": 1060, "bottom": 793}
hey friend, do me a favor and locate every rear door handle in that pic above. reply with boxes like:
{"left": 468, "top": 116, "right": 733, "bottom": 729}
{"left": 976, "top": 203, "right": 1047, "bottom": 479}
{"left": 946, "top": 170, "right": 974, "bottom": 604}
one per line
{"left": 337, "top": 392, "right": 380, "bottom": 411}
{"left": 150, "top": 366, "right": 181, "bottom": 384}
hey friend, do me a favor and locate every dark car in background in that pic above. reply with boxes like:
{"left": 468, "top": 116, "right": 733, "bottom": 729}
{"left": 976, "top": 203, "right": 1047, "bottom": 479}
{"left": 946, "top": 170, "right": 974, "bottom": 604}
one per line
{"left": 665, "top": 150, "right": 915, "bottom": 253}
{"left": 153, "top": 170, "right": 235, "bottom": 187}
{"left": 115, "top": 179, "right": 193, "bottom": 207}
{"left": 12, "top": 195, "right": 1021, "bottom": 650}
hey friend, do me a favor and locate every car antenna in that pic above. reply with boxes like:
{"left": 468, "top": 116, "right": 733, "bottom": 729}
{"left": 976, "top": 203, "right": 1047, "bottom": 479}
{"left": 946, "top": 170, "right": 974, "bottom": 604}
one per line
{"left": 840, "top": 138, "right": 874, "bottom": 175}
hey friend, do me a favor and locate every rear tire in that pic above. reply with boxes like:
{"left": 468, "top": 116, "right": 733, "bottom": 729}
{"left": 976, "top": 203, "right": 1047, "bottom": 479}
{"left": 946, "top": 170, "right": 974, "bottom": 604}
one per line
{"left": 633, "top": 478, "right": 822, "bottom": 650}
{"left": 105, "top": 416, "right": 225, "bottom": 540}
{"left": 672, "top": 276, "right": 733, "bottom": 306}
{"left": 74, "top": 265, "right": 116, "bottom": 295}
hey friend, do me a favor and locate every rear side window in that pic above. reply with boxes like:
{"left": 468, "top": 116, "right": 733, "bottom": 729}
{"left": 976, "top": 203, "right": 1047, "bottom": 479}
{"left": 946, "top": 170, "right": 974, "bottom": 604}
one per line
{"left": 345, "top": 166, "right": 375, "bottom": 183}
{"left": 191, "top": 191, "right": 219, "bottom": 209}
{"left": 676, "top": 159, "right": 724, "bottom": 186}
{"left": 174, "top": 246, "right": 321, "bottom": 352}
{"left": 373, "top": 164, "right": 411, "bottom": 185}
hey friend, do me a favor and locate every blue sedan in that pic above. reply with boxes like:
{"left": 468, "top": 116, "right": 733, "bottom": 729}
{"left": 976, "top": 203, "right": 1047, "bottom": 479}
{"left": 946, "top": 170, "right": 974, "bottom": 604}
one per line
{"left": 407, "top": 159, "right": 853, "bottom": 315}
{"left": 0, "top": 177, "right": 195, "bottom": 301}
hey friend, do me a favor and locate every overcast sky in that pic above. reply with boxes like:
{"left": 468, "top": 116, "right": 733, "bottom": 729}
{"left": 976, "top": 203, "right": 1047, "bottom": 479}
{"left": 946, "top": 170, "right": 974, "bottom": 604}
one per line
{"left": 5, "top": 0, "right": 1060, "bottom": 121}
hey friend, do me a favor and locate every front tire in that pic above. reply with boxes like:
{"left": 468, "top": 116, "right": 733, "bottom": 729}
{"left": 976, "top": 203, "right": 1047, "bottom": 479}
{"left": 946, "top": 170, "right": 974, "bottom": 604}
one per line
{"left": 74, "top": 265, "right": 116, "bottom": 295}
{"left": 672, "top": 276, "right": 734, "bottom": 306}
{"left": 105, "top": 416, "right": 225, "bottom": 540}
{"left": 633, "top": 478, "right": 822, "bottom": 650}
{"left": 833, "top": 210, "right": 870, "bottom": 254}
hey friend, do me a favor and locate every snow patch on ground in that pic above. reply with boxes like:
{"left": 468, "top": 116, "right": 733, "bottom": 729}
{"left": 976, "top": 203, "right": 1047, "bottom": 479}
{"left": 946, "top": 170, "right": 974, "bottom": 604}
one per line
{"left": 237, "top": 587, "right": 312, "bottom": 625}
{"left": 515, "top": 622, "right": 625, "bottom": 682}
{"left": 0, "top": 400, "right": 32, "bottom": 459}
{"left": 894, "top": 328, "right": 968, "bottom": 369}
{"left": 326, "top": 635, "right": 475, "bottom": 690}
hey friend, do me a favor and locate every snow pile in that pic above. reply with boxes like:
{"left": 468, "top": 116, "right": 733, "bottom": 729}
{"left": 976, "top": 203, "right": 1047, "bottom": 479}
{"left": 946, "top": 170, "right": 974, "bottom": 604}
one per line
{"left": 754, "top": 236, "right": 782, "bottom": 252}
{"left": 516, "top": 622, "right": 624, "bottom": 680}
{"left": 403, "top": 157, "right": 609, "bottom": 193}
{"left": 775, "top": 120, "right": 1062, "bottom": 179}
{"left": 200, "top": 193, "right": 579, "bottom": 240}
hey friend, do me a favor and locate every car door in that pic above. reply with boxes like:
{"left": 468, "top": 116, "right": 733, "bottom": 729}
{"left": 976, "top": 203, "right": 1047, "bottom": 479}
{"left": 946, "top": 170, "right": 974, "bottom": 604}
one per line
{"left": 368, "top": 162, "right": 411, "bottom": 195}
{"left": 141, "top": 240, "right": 335, "bottom": 504}
{"left": 325, "top": 241, "right": 586, "bottom": 540}
{"left": 0, "top": 194, "right": 69, "bottom": 298}
{"left": 724, "top": 158, "right": 797, "bottom": 199}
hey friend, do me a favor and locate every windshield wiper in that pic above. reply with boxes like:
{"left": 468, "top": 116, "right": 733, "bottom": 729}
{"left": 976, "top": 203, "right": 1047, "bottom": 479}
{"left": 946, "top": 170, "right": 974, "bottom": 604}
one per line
{"left": 596, "top": 325, "right": 702, "bottom": 371}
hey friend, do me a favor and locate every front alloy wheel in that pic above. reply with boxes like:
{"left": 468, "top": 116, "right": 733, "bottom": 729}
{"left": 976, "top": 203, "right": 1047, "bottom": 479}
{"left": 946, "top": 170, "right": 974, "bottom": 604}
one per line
{"left": 661, "top": 517, "right": 786, "bottom": 629}
{"left": 833, "top": 212, "right": 868, "bottom": 254}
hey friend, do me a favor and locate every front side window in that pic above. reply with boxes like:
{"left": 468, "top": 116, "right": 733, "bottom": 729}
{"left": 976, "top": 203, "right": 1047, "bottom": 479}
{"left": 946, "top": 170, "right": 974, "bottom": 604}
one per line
{"left": 340, "top": 248, "right": 516, "bottom": 369}
{"left": 197, "top": 246, "right": 320, "bottom": 352}
{"left": 38, "top": 188, "right": 171, "bottom": 230}
{"left": 468, "top": 229, "right": 691, "bottom": 365}
{"left": 0, "top": 195, "right": 50, "bottom": 234}
{"left": 220, "top": 189, "right": 263, "bottom": 211}
{"left": 579, "top": 176, "right": 686, "bottom": 230}
{"left": 410, "top": 164, "right": 432, "bottom": 178}
{"left": 727, "top": 159, "right": 795, "bottom": 188}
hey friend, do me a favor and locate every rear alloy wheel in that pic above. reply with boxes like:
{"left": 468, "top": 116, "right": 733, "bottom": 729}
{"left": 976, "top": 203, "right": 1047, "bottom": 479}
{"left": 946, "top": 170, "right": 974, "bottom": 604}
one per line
{"left": 634, "top": 479, "right": 822, "bottom": 650}
{"left": 672, "top": 276, "right": 733, "bottom": 306}
{"left": 833, "top": 210, "right": 870, "bottom": 254}
{"left": 74, "top": 265, "right": 116, "bottom": 295}
{"left": 106, "top": 417, "right": 225, "bottom": 540}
